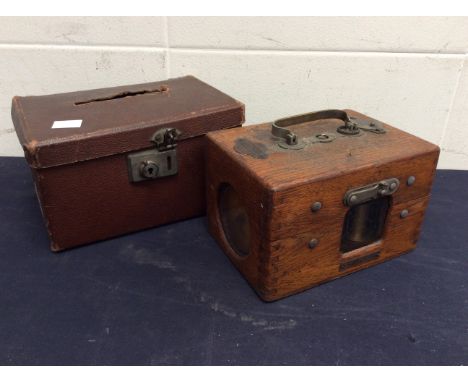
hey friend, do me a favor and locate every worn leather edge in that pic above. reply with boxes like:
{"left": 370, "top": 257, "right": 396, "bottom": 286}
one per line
{"left": 11, "top": 96, "right": 38, "bottom": 165}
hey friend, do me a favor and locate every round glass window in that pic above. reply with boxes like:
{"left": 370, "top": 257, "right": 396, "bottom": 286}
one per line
{"left": 218, "top": 184, "right": 251, "bottom": 257}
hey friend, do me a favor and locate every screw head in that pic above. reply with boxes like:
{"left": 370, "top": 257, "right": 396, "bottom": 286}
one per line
{"left": 390, "top": 182, "right": 397, "bottom": 190}
{"left": 407, "top": 176, "right": 416, "bottom": 186}
{"left": 349, "top": 195, "right": 358, "bottom": 204}
{"left": 400, "top": 209, "right": 409, "bottom": 218}
{"left": 311, "top": 201, "right": 322, "bottom": 212}
{"left": 308, "top": 238, "right": 319, "bottom": 249}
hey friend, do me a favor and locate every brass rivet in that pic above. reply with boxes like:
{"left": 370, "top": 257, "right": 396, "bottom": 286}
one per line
{"left": 407, "top": 176, "right": 416, "bottom": 186}
{"left": 311, "top": 202, "right": 322, "bottom": 212}
{"left": 308, "top": 238, "right": 319, "bottom": 249}
{"left": 400, "top": 209, "right": 409, "bottom": 218}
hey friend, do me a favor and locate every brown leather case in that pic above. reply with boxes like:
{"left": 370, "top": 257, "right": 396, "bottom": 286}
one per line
{"left": 206, "top": 109, "right": 439, "bottom": 301}
{"left": 11, "top": 76, "right": 245, "bottom": 251}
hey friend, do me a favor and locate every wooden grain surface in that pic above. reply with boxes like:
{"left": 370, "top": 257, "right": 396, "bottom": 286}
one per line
{"left": 206, "top": 110, "right": 439, "bottom": 301}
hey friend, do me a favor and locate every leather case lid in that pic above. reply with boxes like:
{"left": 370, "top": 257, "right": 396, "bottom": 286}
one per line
{"left": 11, "top": 75, "right": 245, "bottom": 169}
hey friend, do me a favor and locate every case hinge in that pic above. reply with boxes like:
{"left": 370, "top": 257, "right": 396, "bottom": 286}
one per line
{"left": 127, "top": 128, "right": 181, "bottom": 183}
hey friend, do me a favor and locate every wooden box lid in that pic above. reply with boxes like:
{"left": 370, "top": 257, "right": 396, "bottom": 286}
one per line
{"left": 206, "top": 109, "right": 439, "bottom": 191}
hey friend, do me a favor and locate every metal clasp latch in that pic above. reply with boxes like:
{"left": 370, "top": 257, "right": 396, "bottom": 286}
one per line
{"left": 344, "top": 178, "right": 400, "bottom": 206}
{"left": 127, "top": 127, "right": 181, "bottom": 183}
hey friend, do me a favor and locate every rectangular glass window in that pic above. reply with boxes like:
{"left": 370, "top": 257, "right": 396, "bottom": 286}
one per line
{"left": 340, "top": 196, "right": 390, "bottom": 253}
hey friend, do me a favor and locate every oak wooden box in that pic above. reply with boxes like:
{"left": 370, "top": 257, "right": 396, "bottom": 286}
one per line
{"left": 206, "top": 109, "right": 439, "bottom": 301}
{"left": 11, "top": 76, "right": 244, "bottom": 251}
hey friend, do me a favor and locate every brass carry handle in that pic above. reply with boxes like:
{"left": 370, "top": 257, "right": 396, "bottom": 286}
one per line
{"left": 271, "top": 109, "right": 385, "bottom": 148}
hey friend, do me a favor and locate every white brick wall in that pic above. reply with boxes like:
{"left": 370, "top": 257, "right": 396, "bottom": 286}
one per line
{"left": 1, "top": 16, "right": 467, "bottom": 169}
